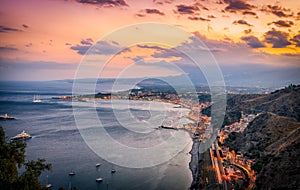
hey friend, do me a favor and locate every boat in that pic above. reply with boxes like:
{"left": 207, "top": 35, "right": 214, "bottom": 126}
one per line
{"left": 95, "top": 177, "right": 103, "bottom": 182}
{"left": 46, "top": 175, "right": 52, "bottom": 188}
{"left": 158, "top": 125, "right": 178, "bottom": 130}
{"left": 33, "top": 95, "right": 42, "bottom": 103}
{"left": 10, "top": 131, "right": 32, "bottom": 141}
{"left": 69, "top": 170, "right": 75, "bottom": 176}
{"left": 0, "top": 113, "right": 15, "bottom": 120}
{"left": 111, "top": 169, "right": 116, "bottom": 174}
{"left": 46, "top": 184, "right": 53, "bottom": 188}
{"left": 96, "top": 163, "right": 101, "bottom": 167}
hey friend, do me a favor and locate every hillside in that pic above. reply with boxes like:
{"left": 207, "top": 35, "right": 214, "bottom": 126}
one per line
{"left": 202, "top": 84, "right": 300, "bottom": 125}
{"left": 229, "top": 113, "right": 300, "bottom": 189}
{"left": 219, "top": 85, "right": 300, "bottom": 189}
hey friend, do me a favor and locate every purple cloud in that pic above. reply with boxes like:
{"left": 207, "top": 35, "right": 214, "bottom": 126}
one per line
{"left": 233, "top": 19, "right": 252, "bottom": 26}
{"left": 76, "top": 0, "right": 128, "bottom": 7}
{"left": 264, "top": 29, "right": 291, "bottom": 48}
{"left": 241, "top": 36, "right": 265, "bottom": 48}
{"left": 261, "top": 5, "right": 293, "bottom": 18}
{"left": 80, "top": 38, "right": 94, "bottom": 45}
{"left": 0, "top": 46, "right": 18, "bottom": 51}
{"left": 223, "top": 0, "right": 255, "bottom": 12}
{"left": 176, "top": 4, "right": 199, "bottom": 14}
{"left": 291, "top": 34, "right": 300, "bottom": 47}
{"left": 188, "top": 17, "right": 210, "bottom": 21}
{"left": 22, "top": 24, "right": 29, "bottom": 28}
{"left": 269, "top": 20, "right": 294, "bottom": 27}
{"left": 144, "top": 8, "right": 165, "bottom": 16}
{"left": 0, "top": 25, "right": 23, "bottom": 33}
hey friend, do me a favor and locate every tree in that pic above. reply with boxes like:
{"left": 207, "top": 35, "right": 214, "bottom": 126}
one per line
{"left": 0, "top": 126, "right": 51, "bottom": 190}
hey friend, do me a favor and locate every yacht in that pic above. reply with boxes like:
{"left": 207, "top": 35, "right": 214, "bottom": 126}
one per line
{"left": 10, "top": 131, "right": 31, "bottom": 141}
{"left": 33, "top": 95, "right": 42, "bottom": 103}
{"left": 46, "top": 183, "right": 53, "bottom": 188}
{"left": 69, "top": 170, "right": 75, "bottom": 176}
{"left": 0, "top": 113, "right": 15, "bottom": 120}
{"left": 96, "top": 177, "right": 103, "bottom": 182}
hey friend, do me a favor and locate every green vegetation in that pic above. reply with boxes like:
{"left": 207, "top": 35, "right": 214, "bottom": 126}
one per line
{"left": 251, "top": 155, "right": 273, "bottom": 173}
{"left": 224, "top": 132, "right": 242, "bottom": 151}
{"left": 0, "top": 126, "right": 51, "bottom": 190}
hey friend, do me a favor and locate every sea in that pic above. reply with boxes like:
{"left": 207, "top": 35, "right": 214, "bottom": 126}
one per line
{"left": 0, "top": 81, "right": 193, "bottom": 190}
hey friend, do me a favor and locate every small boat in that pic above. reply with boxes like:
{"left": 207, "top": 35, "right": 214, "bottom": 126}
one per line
{"left": 46, "top": 184, "right": 53, "bottom": 188}
{"left": 46, "top": 175, "right": 52, "bottom": 188}
{"left": 0, "top": 113, "right": 15, "bottom": 120}
{"left": 96, "top": 163, "right": 101, "bottom": 167}
{"left": 95, "top": 177, "right": 103, "bottom": 182}
{"left": 111, "top": 169, "right": 116, "bottom": 174}
{"left": 69, "top": 170, "right": 75, "bottom": 176}
{"left": 10, "top": 131, "right": 31, "bottom": 141}
{"left": 33, "top": 95, "right": 42, "bottom": 103}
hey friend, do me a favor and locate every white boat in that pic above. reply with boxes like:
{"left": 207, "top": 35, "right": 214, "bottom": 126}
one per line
{"left": 0, "top": 113, "right": 15, "bottom": 120}
{"left": 10, "top": 131, "right": 31, "bottom": 141}
{"left": 46, "top": 175, "right": 52, "bottom": 188}
{"left": 69, "top": 170, "right": 75, "bottom": 176}
{"left": 46, "top": 184, "right": 53, "bottom": 188}
{"left": 33, "top": 95, "right": 42, "bottom": 103}
{"left": 96, "top": 163, "right": 101, "bottom": 167}
{"left": 96, "top": 177, "right": 103, "bottom": 182}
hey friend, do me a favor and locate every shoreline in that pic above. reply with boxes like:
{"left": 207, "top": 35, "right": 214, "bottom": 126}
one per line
{"left": 188, "top": 134, "right": 201, "bottom": 190}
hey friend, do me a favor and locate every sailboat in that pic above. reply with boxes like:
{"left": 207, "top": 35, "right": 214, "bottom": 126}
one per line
{"left": 45, "top": 175, "right": 52, "bottom": 188}
{"left": 33, "top": 95, "right": 42, "bottom": 103}
{"left": 111, "top": 165, "right": 116, "bottom": 174}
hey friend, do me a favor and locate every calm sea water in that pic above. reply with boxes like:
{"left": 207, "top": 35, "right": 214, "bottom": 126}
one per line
{"left": 0, "top": 81, "right": 193, "bottom": 190}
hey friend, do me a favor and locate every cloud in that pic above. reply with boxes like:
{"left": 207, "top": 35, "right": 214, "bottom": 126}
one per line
{"left": 264, "top": 29, "right": 291, "bottom": 48}
{"left": 291, "top": 34, "right": 300, "bottom": 47}
{"left": 70, "top": 45, "right": 90, "bottom": 55}
{"left": 136, "top": 44, "right": 166, "bottom": 51}
{"left": 268, "top": 20, "right": 294, "bottom": 27}
{"left": 71, "top": 38, "right": 129, "bottom": 55}
{"left": 296, "top": 12, "right": 300, "bottom": 20}
{"left": 0, "top": 46, "right": 18, "bottom": 52}
{"left": 241, "top": 36, "right": 265, "bottom": 48}
{"left": 244, "top": 29, "right": 252, "bottom": 34}
{"left": 188, "top": 16, "right": 210, "bottom": 21}
{"left": 242, "top": 11, "right": 256, "bottom": 16}
{"left": 0, "top": 25, "right": 23, "bottom": 33}
{"left": 223, "top": 0, "right": 255, "bottom": 12}
{"left": 75, "top": 0, "right": 128, "bottom": 7}
{"left": 25, "top": 43, "right": 33, "bottom": 48}
{"left": 80, "top": 38, "right": 94, "bottom": 45}
{"left": 135, "top": 13, "right": 145, "bottom": 17}
{"left": 153, "top": 0, "right": 174, "bottom": 5}
{"left": 208, "top": 15, "right": 216, "bottom": 19}
{"left": 261, "top": 5, "right": 293, "bottom": 18}
{"left": 22, "top": 24, "right": 29, "bottom": 29}
{"left": 175, "top": 4, "right": 199, "bottom": 14}
{"left": 233, "top": 19, "right": 252, "bottom": 26}
{"left": 70, "top": 38, "right": 94, "bottom": 55}
{"left": 144, "top": 8, "right": 165, "bottom": 16}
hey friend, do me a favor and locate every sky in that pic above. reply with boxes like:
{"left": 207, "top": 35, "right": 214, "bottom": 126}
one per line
{"left": 0, "top": 0, "right": 299, "bottom": 86}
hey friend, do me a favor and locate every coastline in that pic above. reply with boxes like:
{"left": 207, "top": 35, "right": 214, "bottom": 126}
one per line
{"left": 188, "top": 134, "right": 201, "bottom": 190}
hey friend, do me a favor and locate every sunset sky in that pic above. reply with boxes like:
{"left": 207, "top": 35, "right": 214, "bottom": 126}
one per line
{"left": 0, "top": 0, "right": 299, "bottom": 85}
